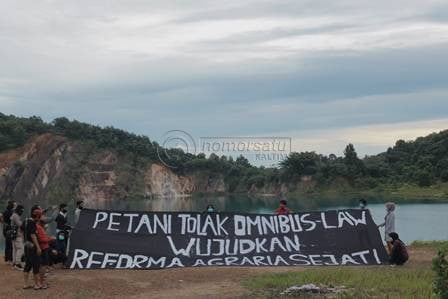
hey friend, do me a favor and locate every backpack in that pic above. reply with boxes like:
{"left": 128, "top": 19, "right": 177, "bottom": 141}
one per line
{"left": 22, "top": 218, "right": 36, "bottom": 249}
{"left": 6, "top": 224, "right": 18, "bottom": 240}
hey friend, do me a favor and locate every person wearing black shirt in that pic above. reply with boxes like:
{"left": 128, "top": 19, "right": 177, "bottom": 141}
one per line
{"left": 23, "top": 208, "right": 43, "bottom": 290}
{"left": 2, "top": 200, "right": 16, "bottom": 263}
{"left": 54, "top": 203, "right": 71, "bottom": 233}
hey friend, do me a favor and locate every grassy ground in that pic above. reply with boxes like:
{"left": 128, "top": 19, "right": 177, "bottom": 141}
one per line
{"left": 243, "top": 243, "right": 443, "bottom": 298}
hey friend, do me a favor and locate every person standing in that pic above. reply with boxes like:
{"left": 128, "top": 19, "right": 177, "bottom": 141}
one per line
{"left": 55, "top": 203, "right": 70, "bottom": 234}
{"left": 11, "top": 204, "right": 25, "bottom": 270}
{"left": 205, "top": 204, "right": 216, "bottom": 213}
{"left": 2, "top": 200, "right": 16, "bottom": 263}
{"left": 357, "top": 199, "right": 371, "bottom": 248}
{"left": 74, "top": 200, "right": 84, "bottom": 225}
{"left": 378, "top": 202, "right": 396, "bottom": 254}
{"left": 275, "top": 199, "right": 291, "bottom": 215}
{"left": 359, "top": 199, "right": 367, "bottom": 209}
{"left": 36, "top": 218, "right": 55, "bottom": 289}
{"left": 23, "top": 208, "right": 43, "bottom": 290}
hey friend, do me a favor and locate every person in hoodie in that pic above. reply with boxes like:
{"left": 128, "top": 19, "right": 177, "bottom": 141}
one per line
{"left": 378, "top": 202, "right": 396, "bottom": 254}
{"left": 388, "top": 232, "right": 409, "bottom": 266}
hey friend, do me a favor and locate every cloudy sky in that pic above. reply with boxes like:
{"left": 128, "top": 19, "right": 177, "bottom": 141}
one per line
{"left": 1, "top": 0, "right": 448, "bottom": 159}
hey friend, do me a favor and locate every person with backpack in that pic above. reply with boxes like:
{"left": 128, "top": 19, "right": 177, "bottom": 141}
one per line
{"left": 2, "top": 200, "right": 16, "bottom": 263}
{"left": 23, "top": 208, "right": 43, "bottom": 290}
{"left": 11, "top": 204, "right": 25, "bottom": 270}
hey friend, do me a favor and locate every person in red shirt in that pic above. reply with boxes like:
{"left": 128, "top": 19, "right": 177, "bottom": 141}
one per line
{"left": 275, "top": 199, "right": 291, "bottom": 215}
{"left": 36, "top": 218, "right": 55, "bottom": 289}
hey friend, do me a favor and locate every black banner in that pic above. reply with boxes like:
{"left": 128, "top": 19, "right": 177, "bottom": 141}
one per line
{"left": 67, "top": 209, "right": 388, "bottom": 269}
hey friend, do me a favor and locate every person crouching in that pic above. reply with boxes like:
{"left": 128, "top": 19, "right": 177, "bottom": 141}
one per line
{"left": 388, "top": 232, "right": 409, "bottom": 266}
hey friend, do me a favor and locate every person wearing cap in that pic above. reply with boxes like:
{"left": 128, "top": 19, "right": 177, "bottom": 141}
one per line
{"left": 23, "top": 208, "right": 43, "bottom": 290}
{"left": 74, "top": 200, "right": 84, "bottom": 225}
{"left": 36, "top": 216, "right": 55, "bottom": 289}
{"left": 275, "top": 199, "right": 291, "bottom": 215}
{"left": 388, "top": 232, "right": 409, "bottom": 266}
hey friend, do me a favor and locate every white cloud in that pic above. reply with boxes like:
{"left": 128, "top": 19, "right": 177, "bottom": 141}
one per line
{"left": 0, "top": 0, "right": 447, "bottom": 162}
{"left": 290, "top": 118, "right": 448, "bottom": 156}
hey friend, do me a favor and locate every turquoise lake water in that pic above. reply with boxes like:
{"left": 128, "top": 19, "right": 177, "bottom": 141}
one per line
{"left": 1, "top": 196, "right": 447, "bottom": 250}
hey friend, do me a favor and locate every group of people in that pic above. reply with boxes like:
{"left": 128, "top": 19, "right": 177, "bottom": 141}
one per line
{"left": 2, "top": 197, "right": 409, "bottom": 288}
{"left": 375, "top": 201, "right": 409, "bottom": 266}
{"left": 1, "top": 200, "right": 84, "bottom": 290}
{"left": 273, "top": 198, "right": 409, "bottom": 266}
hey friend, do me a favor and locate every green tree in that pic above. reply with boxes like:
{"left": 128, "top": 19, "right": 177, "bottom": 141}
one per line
{"left": 343, "top": 144, "right": 365, "bottom": 179}
{"left": 280, "top": 152, "right": 321, "bottom": 176}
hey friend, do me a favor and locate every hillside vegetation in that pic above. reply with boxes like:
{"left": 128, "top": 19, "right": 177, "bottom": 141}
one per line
{"left": 1, "top": 113, "right": 448, "bottom": 197}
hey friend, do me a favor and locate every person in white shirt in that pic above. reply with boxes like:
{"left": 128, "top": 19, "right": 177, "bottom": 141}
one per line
{"left": 74, "top": 200, "right": 84, "bottom": 225}
{"left": 378, "top": 202, "right": 396, "bottom": 254}
{"left": 11, "top": 204, "right": 25, "bottom": 270}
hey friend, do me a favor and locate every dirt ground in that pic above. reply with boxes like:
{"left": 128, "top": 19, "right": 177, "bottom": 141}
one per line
{"left": 0, "top": 247, "right": 435, "bottom": 299}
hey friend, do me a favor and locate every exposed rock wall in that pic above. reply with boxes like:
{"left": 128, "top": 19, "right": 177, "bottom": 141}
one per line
{"left": 0, "top": 133, "right": 73, "bottom": 206}
{"left": 78, "top": 152, "right": 118, "bottom": 207}
{"left": 0, "top": 134, "right": 237, "bottom": 207}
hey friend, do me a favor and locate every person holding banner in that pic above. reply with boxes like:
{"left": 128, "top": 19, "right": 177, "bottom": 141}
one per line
{"left": 378, "top": 202, "right": 396, "bottom": 254}
{"left": 205, "top": 204, "right": 216, "bottom": 213}
{"left": 275, "top": 199, "right": 291, "bottom": 215}
{"left": 55, "top": 203, "right": 71, "bottom": 234}
{"left": 74, "top": 200, "right": 84, "bottom": 225}
{"left": 359, "top": 199, "right": 367, "bottom": 209}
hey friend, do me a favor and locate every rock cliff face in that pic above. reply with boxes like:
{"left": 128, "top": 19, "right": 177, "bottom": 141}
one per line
{"left": 0, "top": 134, "right": 232, "bottom": 207}
{"left": 0, "top": 133, "right": 74, "bottom": 205}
